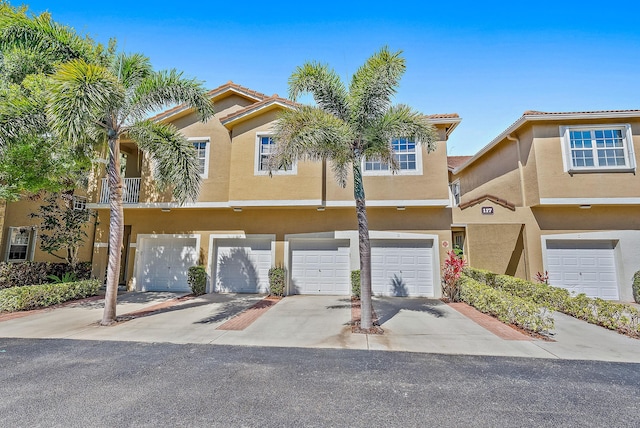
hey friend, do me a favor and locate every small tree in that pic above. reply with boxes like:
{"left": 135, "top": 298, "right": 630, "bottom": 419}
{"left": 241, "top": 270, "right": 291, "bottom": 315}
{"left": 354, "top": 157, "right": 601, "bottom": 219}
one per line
{"left": 441, "top": 250, "right": 466, "bottom": 302}
{"left": 30, "top": 191, "right": 96, "bottom": 269}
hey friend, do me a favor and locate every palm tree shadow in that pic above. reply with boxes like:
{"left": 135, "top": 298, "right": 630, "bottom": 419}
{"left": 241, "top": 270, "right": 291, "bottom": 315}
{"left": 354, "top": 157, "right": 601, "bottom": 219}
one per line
{"left": 217, "top": 248, "right": 261, "bottom": 293}
{"left": 373, "top": 297, "right": 448, "bottom": 326}
{"left": 390, "top": 274, "right": 408, "bottom": 297}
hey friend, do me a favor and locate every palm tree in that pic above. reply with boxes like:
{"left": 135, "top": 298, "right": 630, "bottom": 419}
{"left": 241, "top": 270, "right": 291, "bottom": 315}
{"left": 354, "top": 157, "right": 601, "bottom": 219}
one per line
{"left": 48, "top": 54, "right": 214, "bottom": 325}
{"left": 272, "top": 47, "right": 437, "bottom": 330}
{"left": 0, "top": 6, "right": 215, "bottom": 325}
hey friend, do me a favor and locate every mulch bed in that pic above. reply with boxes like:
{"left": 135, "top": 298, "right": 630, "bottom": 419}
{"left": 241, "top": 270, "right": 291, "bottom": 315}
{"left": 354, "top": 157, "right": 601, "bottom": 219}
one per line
{"left": 350, "top": 298, "right": 384, "bottom": 334}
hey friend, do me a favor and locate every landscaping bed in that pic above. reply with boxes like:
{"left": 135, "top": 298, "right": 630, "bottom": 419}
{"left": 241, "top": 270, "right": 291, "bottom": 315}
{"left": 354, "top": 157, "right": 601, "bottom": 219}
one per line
{"left": 0, "top": 279, "right": 101, "bottom": 313}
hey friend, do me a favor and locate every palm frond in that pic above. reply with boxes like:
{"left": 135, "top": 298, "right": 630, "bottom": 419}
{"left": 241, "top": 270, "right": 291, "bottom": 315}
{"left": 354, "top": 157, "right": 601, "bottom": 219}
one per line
{"left": 349, "top": 46, "right": 405, "bottom": 131}
{"left": 0, "top": 5, "right": 105, "bottom": 65}
{"left": 111, "top": 52, "right": 152, "bottom": 91}
{"left": 288, "top": 62, "right": 349, "bottom": 121}
{"left": 272, "top": 106, "right": 354, "bottom": 166}
{"left": 0, "top": 84, "right": 47, "bottom": 147}
{"left": 129, "top": 69, "right": 214, "bottom": 123}
{"left": 127, "top": 120, "right": 201, "bottom": 204}
{"left": 47, "top": 59, "right": 124, "bottom": 143}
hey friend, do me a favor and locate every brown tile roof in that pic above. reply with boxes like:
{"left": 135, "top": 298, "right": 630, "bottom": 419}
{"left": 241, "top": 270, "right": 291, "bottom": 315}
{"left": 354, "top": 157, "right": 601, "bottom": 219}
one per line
{"left": 447, "top": 156, "right": 473, "bottom": 169}
{"left": 149, "top": 81, "right": 270, "bottom": 122}
{"left": 426, "top": 113, "right": 460, "bottom": 119}
{"left": 522, "top": 109, "right": 640, "bottom": 116}
{"left": 219, "top": 95, "right": 298, "bottom": 124}
{"left": 459, "top": 194, "right": 516, "bottom": 212}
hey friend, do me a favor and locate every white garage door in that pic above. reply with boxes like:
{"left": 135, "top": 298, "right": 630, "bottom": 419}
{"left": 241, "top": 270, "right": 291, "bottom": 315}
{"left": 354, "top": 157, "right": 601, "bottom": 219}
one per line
{"left": 371, "top": 240, "right": 434, "bottom": 297}
{"left": 546, "top": 240, "right": 619, "bottom": 300}
{"left": 137, "top": 236, "right": 198, "bottom": 292}
{"left": 290, "top": 240, "right": 350, "bottom": 295}
{"left": 215, "top": 238, "right": 272, "bottom": 293}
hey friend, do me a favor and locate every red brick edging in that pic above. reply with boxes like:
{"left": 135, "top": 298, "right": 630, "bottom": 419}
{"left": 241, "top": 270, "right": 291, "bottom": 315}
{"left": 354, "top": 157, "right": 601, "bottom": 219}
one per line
{"left": 216, "top": 297, "right": 280, "bottom": 331}
{"left": 448, "top": 302, "right": 533, "bottom": 341}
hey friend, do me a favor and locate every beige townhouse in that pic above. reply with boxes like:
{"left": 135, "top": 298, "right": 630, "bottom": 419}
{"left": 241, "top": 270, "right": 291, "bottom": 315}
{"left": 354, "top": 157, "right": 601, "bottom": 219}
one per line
{"left": 449, "top": 110, "right": 640, "bottom": 301}
{"left": 79, "top": 82, "right": 460, "bottom": 297}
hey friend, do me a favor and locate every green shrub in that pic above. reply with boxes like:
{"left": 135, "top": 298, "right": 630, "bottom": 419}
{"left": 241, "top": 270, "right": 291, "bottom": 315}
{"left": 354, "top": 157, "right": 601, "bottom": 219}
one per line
{"left": 187, "top": 265, "right": 207, "bottom": 296}
{"left": 465, "top": 267, "right": 640, "bottom": 338}
{"left": 0, "top": 261, "right": 92, "bottom": 289}
{"left": 633, "top": 271, "right": 640, "bottom": 304}
{"left": 47, "top": 272, "right": 78, "bottom": 284}
{"left": 459, "top": 275, "right": 554, "bottom": 335}
{"left": 0, "top": 279, "right": 100, "bottom": 312}
{"left": 351, "top": 270, "right": 360, "bottom": 299}
{"left": 268, "top": 266, "right": 286, "bottom": 297}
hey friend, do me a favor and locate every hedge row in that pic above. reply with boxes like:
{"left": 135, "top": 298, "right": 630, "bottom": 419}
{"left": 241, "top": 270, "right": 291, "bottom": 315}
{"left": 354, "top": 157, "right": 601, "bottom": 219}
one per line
{"left": 0, "top": 279, "right": 100, "bottom": 313}
{"left": 458, "top": 275, "right": 554, "bottom": 335}
{"left": 0, "top": 262, "right": 92, "bottom": 290}
{"left": 465, "top": 267, "right": 640, "bottom": 338}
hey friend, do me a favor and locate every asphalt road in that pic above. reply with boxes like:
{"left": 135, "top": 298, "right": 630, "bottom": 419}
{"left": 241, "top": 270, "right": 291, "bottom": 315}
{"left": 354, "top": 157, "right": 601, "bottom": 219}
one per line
{"left": 0, "top": 338, "right": 638, "bottom": 427}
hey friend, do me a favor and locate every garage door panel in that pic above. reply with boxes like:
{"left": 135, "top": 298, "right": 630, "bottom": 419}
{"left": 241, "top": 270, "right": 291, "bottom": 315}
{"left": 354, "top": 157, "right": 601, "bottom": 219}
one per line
{"left": 290, "top": 240, "right": 350, "bottom": 295}
{"left": 137, "top": 237, "right": 198, "bottom": 292}
{"left": 215, "top": 239, "right": 272, "bottom": 293}
{"left": 370, "top": 239, "right": 434, "bottom": 297}
{"left": 546, "top": 240, "right": 619, "bottom": 300}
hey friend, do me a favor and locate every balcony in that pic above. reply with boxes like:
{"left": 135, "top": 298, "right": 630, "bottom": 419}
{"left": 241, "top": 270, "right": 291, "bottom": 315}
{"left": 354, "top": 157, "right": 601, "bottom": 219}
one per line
{"left": 99, "top": 178, "right": 141, "bottom": 204}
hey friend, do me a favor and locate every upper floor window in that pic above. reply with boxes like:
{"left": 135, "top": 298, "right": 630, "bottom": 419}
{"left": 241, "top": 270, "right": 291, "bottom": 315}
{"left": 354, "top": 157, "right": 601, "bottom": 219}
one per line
{"left": 190, "top": 138, "right": 210, "bottom": 178}
{"left": 255, "top": 134, "right": 296, "bottom": 175}
{"left": 560, "top": 124, "right": 636, "bottom": 173}
{"left": 364, "top": 138, "right": 421, "bottom": 175}
{"left": 450, "top": 181, "right": 461, "bottom": 206}
{"left": 5, "top": 227, "right": 33, "bottom": 262}
{"left": 73, "top": 196, "right": 87, "bottom": 211}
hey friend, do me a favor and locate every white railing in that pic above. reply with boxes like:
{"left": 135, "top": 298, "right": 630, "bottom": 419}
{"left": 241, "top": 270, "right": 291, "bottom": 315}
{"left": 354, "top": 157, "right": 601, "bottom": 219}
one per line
{"left": 99, "top": 178, "right": 141, "bottom": 204}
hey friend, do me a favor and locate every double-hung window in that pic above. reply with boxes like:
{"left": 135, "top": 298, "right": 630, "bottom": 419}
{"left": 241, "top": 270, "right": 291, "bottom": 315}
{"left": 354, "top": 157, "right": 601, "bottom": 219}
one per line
{"left": 364, "top": 138, "right": 421, "bottom": 174}
{"left": 190, "top": 138, "right": 210, "bottom": 178}
{"left": 450, "top": 181, "right": 461, "bottom": 206}
{"left": 255, "top": 134, "right": 296, "bottom": 175}
{"left": 6, "top": 227, "right": 32, "bottom": 262}
{"left": 561, "top": 124, "right": 636, "bottom": 173}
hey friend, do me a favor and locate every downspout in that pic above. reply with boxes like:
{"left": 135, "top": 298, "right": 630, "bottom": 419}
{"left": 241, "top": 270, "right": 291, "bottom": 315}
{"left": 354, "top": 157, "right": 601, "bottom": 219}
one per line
{"left": 506, "top": 133, "right": 529, "bottom": 280}
{"left": 506, "top": 134, "right": 526, "bottom": 206}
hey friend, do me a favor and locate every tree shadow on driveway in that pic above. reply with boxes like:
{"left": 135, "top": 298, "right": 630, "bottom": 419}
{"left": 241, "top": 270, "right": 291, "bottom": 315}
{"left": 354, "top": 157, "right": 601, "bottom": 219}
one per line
{"left": 373, "top": 297, "right": 448, "bottom": 325}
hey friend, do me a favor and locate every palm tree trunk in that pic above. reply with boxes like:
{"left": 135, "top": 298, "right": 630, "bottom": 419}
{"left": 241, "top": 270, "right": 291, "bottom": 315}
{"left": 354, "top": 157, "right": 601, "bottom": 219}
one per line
{"left": 353, "top": 161, "right": 373, "bottom": 330}
{"left": 101, "top": 134, "right": 124, "bottom": 325}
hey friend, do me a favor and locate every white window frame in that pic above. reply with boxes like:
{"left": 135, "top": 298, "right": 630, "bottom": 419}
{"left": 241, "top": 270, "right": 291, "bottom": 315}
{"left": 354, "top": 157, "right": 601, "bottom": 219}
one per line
{"left": 560, "top": 124, "right": 636, "bottom": 173}
{"left": 449, "top": 180, "right": 461, "bottom": 206}
{"left": 73, "top": 195, "right": 87, "bottom": 211}
{"left": 5, "top": 227, "right": 34, "bottom": 262}
{"left": 363, "top": 138, "right": 423, "bottom": 176}
{"left": 254, "top": 133, "right": 297, "bottom": 176}
{"left": 189, "top": 137, "right": 210, "bottom": 179}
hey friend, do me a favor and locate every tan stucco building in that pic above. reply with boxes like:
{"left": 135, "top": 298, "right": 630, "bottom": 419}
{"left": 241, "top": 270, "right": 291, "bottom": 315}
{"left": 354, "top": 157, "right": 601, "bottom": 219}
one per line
{"left": 2, "top": 85, "right": 639, "bottom": 302}
{"left": 449, "top": 110, "right": 640, "bottom": 301}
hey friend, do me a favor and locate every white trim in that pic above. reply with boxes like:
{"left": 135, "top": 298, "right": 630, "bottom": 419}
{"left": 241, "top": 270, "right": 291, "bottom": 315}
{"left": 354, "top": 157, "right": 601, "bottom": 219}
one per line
{"left": 539, "top": 197, "right": 640, "bottom": 205}
{"left": 453, "top": 111, "right": 640, "bottom": 174}
{"left": 5, "top": 226, "right": 33, "bottom": 262}
{"left": 93, "top": 243, "right": 108, "bottom": 248}
{"left": 363, "top": 138, "right": 423, "bottom": 176}
{"left": 254, "top": 132, "right": 297, "bottom": 176}
{"left": 449, "top": 180, "right": 461, "bottom": 207}
{"left": 559, "top": 124, "right": 636, "bottom": 173}
{"left": 325, "top": 199, "right": 450, "bottom": 207}
{"left": 188, "top": 137, "right": 211, "bottom": 179}
{"left": 129, "top": 243, "right": 137, "bottom": 248}
{"left": 88, "top": 200, "right": 325, "bottom": 209}
{"left": 221, "top": 100, "right": 294, "bottom": 126}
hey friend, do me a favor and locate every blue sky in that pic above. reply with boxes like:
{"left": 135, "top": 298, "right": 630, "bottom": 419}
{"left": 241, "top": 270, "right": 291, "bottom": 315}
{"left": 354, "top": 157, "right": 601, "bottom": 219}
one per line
{"left": 21, "top": 1, "right": 640, "bottom": 155}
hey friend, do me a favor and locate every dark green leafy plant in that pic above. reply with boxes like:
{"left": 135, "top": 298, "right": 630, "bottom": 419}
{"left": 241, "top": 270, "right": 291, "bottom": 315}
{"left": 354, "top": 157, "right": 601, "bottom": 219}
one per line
{"left": 187, "top": 265, "right": 207, "bottom": 296}
{"left": 633, "top": 271, "right": 640, "bottom": 304}
{"left": 47, "top": 272, "right": 77, "bottom": 283}
{"left": 0, "top": 261, "right": 91, "bottom": 289}
{"left": 268, "top": 266, "right": 286, "bottom": 297}
{"left": 351, "top": 270, "right": 361, "bottom": 299}
{"left": 0, "top": 279, "right": 100, "bottom": 312}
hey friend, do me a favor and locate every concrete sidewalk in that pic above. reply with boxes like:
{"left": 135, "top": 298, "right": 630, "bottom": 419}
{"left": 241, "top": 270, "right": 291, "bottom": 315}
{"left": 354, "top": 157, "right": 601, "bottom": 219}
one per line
{"left": 1, "top": 293, "right": 639, "bottom": 362}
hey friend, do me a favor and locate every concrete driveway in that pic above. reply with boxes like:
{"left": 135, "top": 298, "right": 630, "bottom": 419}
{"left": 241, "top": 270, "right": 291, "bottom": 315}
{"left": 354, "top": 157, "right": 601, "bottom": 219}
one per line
{"left": 1, "top": 293, "right": 639, "bottom": 362}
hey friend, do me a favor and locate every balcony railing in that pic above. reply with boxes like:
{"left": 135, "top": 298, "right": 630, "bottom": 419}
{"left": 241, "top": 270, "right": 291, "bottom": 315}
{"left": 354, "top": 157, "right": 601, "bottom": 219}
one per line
{"left": 99, "top": 178, "right": 141, "bottom": 204}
